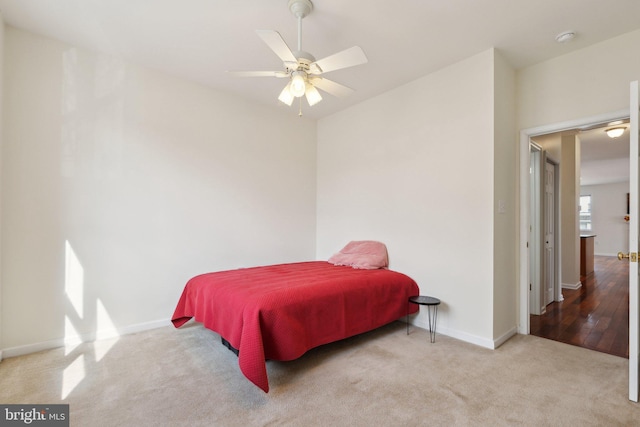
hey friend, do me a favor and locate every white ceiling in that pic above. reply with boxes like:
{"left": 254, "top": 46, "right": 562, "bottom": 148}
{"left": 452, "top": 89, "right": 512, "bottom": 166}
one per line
{"left": 1, "top": 0, "right": 640, "bottom": 120}
{"left": 0, "top": 0, "right": 636, "bottom": 185}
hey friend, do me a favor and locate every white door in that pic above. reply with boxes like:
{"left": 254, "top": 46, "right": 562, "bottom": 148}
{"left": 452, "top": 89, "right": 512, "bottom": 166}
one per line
{"left": 543, "top": 160, "right": 556, "bottom": 306}
{"left": 629, "top": 80, "right": 639, "bottom": 402}
{"left": 529, "top": 145, "right": 542, "bottom": 315}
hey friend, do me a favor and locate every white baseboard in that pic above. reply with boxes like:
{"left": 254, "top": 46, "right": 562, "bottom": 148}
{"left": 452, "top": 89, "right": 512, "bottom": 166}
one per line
{"left": 562, "top": 281, "right": 582, "bottom": 290}
{"left": 494, "top": 327, "right": 517, "bottom": 349}
{"left": 438, "top": 326, "right": 496, "bottom": 349}
{"left": 5, "top": 316, "right": 517, "bottom": 360}
{"left": 411, "top": 316, "right": 495, "bottom": 349}
{"left": 1, "top": 318, "right": 170, "bottom": 359}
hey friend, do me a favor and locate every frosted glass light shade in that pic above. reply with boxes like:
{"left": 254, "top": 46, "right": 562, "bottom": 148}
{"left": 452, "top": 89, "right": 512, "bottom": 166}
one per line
{"left": 278, "top": 83, "right": 294, "bottom": 106}
{"left": 305, "top": 85, "right": 322, "bottom": 106}
{"left": 290, "top": 72, "right": 306, "bottom": 97}
{"left": 606, "top": 127, "right": 625, "bottom": 138}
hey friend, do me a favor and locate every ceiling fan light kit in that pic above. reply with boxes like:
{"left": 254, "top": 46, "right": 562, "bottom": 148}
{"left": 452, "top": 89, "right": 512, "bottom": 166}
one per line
{"left": 228, "top": 0, "right": 368, "bottom": 115}
{"left": 606, "top": 127, "right": 626, "bottom": 139}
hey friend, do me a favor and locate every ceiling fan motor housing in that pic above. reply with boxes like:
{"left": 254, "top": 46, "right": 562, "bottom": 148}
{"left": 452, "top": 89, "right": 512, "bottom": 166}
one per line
{"left": 288, "top": 0, "right": 313, "bottom": 19}
{"left": 292, "top": 51, "right": 316, "bottom": 72}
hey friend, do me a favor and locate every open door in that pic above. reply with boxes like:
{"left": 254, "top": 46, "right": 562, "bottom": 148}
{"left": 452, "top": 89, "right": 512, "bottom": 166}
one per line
{"left": 628, "top": 80, "right": 639, "bottom": 402}
{"left": 529, "top": 144, "right": 542, "bottom": 315}
{"left": 543, "top": 157, "right": 556, "bottom": 306}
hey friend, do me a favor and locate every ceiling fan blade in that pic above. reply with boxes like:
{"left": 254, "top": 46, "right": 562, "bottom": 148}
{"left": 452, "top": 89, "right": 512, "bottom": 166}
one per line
{"left": 256, "top": 30, "right": 298, "bottom": 64}
{"left": 311, "top": 46, "right": 368, "bottom": 74}
{"left": 227, "top": 70, "right": 289, "bottom": 78}
{"left": 305, "top": 85, "right": 322, "bottom": 106}
{"left": 278, "top": 82, "right": 295, "bottom": 106}
{"left": 309, "top": 77, "right": 354, "bottom": 98}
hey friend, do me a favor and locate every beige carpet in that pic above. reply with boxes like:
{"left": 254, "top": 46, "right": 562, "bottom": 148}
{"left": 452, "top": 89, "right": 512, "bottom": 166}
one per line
{"left": 1, "top": 321, "right": 637, "bottom": 426}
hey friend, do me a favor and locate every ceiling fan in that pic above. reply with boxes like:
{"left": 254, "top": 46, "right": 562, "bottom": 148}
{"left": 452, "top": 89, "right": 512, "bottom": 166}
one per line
{"left": 229, "top": 0, "right": 368, "bottom": 114}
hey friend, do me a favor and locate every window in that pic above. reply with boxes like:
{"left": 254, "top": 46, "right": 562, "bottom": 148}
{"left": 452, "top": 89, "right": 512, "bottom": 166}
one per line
{"left": 580, "top": 195, "right": 592, "bottom": 232}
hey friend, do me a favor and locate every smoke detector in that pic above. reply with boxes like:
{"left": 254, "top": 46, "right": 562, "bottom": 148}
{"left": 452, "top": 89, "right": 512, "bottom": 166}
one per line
{"left": 555, "top": 31, "right": 576, "bottom": 43}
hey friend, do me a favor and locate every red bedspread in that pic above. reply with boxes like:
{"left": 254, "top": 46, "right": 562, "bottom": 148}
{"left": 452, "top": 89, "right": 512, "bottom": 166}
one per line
{"left": 171, "top": 261, "right": 419, "bottom": 392}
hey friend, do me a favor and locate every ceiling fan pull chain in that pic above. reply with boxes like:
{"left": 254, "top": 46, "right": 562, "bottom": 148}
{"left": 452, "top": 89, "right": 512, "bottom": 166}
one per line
{"left": 298, "top": 98, "right": 303, "bottom": 117}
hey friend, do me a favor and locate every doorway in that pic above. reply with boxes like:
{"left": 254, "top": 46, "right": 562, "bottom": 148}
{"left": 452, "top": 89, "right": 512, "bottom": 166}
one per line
{"left": 524, "top": 121, "right": 630, "bottom": 356}
{"left": 518, "top": 109, "right": 629, "bottom": 334}
{"left": 520, "top": 83, "right": 640, "bottom": 403}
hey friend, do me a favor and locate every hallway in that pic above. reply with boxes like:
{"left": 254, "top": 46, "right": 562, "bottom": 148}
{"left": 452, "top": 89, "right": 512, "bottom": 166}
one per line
{"left": 530, "top": 255, "right": 629, "bottom": 358}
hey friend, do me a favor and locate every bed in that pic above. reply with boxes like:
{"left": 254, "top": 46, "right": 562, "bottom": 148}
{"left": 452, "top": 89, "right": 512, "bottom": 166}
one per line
{"left": 171, "top": 242, "right": 419, "bottom": 392}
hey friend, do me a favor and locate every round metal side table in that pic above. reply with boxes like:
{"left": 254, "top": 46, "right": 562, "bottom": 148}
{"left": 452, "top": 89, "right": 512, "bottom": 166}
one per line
{"left": 407, "top": 296, "right": 441, "bottom": 343}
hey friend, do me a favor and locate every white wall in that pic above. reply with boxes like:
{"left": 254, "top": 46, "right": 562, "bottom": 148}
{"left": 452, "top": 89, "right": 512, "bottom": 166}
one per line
{"left": 492, "top": 50, "right": 517, "bottom": 342}
{"left": 0, "top": 11, "right": 4, "bottom": 361}
{"left": 518, "top": 29, "right": 640, "bottom": 130}
{"left": 561, "top": 134, "right": 581, "bottom": 288}
{"left": 581, "top": 182, "right": 630, "bottom": 256}
{"left": 1, "top": 27, "right": 317, "bottom": 354}
{"left": 317, "top": 49, "right": 499, "bottom": 346}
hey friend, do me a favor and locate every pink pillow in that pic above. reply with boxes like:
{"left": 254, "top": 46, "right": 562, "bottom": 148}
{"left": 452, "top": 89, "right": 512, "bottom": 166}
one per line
{"left": 328, "top": 241, "right": 389, "bottom": 270}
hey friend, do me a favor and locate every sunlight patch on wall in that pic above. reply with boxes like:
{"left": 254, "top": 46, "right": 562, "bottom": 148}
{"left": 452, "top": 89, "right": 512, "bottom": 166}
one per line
{"left": 64, "top": 317, "right": 82, "bottom": 356}
{"left": 65, "top": 240, "right": 84, "bottom": 318}
{"left": 62, "top": 354, "right": 86, "bottom": 400}
{"left": 95, "top": 299, "right": 118, "bottom": 361}
{"left": 64, "top": 240, "right": 85, "bottom": 356}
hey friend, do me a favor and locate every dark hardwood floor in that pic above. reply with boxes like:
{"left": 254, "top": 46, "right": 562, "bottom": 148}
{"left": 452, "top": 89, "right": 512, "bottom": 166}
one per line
{"left": 530, "top": 255, "right": 629, "bottom": 358}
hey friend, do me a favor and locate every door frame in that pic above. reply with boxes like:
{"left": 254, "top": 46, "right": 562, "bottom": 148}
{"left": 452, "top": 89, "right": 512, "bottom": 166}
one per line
{"left": 543, "top": 156, "right": 560, "bottom": 307}
{"left": 518, "top": 109, "right": 629, "bottom": 334}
